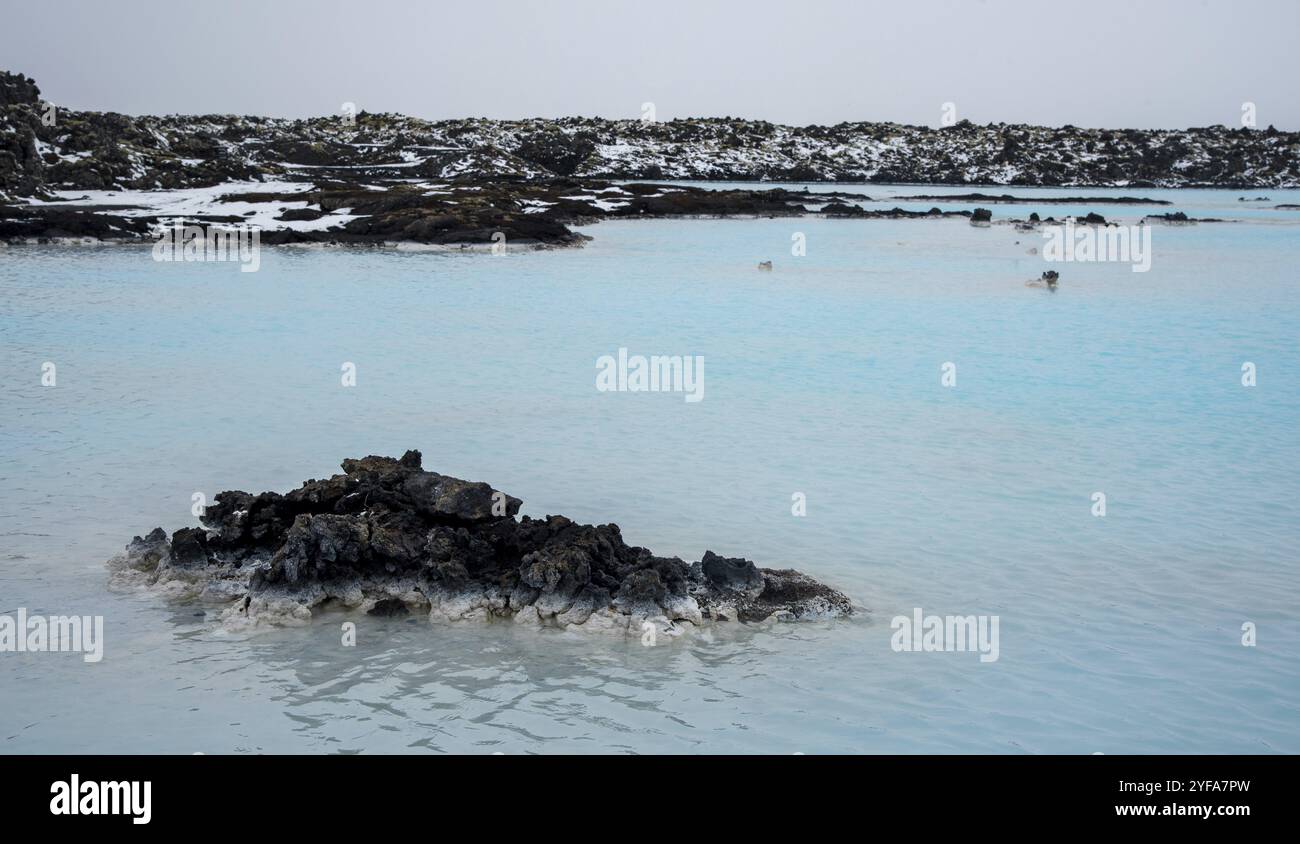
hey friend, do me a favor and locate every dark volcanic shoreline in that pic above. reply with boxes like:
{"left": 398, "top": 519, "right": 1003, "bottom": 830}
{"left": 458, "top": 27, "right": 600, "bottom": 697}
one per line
{"left": 3, "top": 69, "right": 1297, "bottom": 247}
{"left": 0, "top": 180, "right": 1010, "bottom": 248}
{"left": 108, "top": 452, "right": 854, "bottom": 635}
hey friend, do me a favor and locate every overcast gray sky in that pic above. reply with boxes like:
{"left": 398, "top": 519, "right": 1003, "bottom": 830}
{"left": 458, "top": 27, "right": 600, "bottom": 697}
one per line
{"left": 2, "top": 0, "right": 1296, "bottom": 129}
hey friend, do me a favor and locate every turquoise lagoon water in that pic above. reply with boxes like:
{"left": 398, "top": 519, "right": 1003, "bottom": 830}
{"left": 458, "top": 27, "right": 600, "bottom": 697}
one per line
{"left": 1, "top": 186, "right": 1298, "bottom": 753}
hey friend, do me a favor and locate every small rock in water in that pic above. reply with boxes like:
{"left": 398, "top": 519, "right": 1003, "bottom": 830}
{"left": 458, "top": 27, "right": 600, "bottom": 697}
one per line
{"left": 1026, "top": 270, "right": 1059, "bottom": 290}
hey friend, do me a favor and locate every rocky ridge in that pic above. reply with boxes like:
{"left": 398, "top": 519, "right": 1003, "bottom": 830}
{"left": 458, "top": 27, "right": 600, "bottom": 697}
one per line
{"left": 4, "top": 69, "right": 1296, "bottom": 246}
{"left": 5, "top": 70, "right": 1297, "bottom": 193}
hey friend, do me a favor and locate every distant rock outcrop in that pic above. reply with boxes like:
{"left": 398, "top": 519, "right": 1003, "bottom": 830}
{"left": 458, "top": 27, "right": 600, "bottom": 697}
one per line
{"left": 0, "top": 72, "right": 45, "bottom": 196}
{"left": 0, "top": 71, "right": 40, "bottom": 107}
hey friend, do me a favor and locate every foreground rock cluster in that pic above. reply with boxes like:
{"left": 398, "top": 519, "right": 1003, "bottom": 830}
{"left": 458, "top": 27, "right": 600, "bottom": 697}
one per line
{"left": 108, "top": 452, "right": 853, "bottom": 635}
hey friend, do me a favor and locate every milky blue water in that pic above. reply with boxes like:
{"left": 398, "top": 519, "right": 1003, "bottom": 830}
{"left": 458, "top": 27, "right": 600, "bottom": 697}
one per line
{"left": 2, "top": 186, "right": 1298, "bottom": 753}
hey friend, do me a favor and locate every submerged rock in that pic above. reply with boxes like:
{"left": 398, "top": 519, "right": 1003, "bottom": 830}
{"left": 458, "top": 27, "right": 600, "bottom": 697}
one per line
{"left": 1026, "top": 270, "right": 1059, "bottom": 290}
{"left": 107, "top": 451, "right": 854, "bottom": 634}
